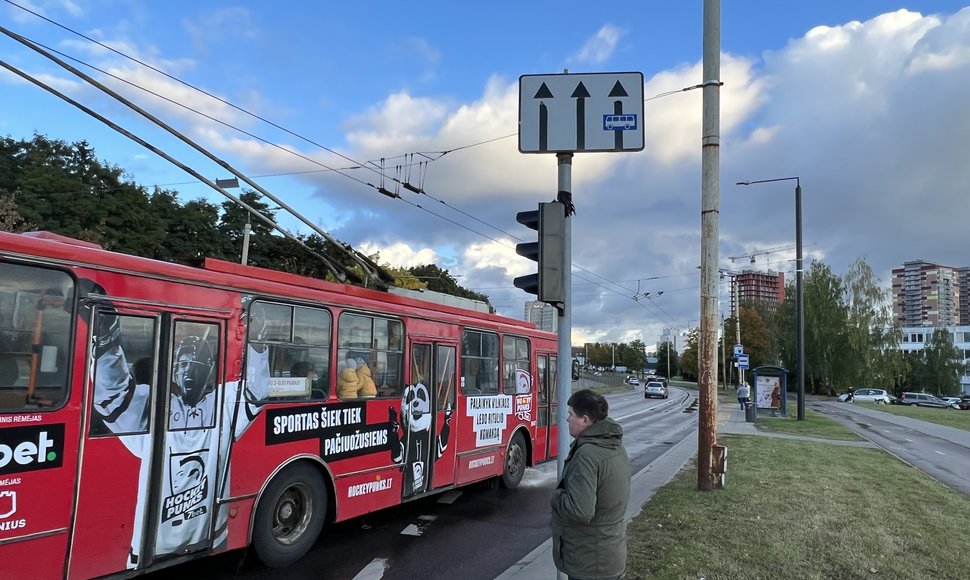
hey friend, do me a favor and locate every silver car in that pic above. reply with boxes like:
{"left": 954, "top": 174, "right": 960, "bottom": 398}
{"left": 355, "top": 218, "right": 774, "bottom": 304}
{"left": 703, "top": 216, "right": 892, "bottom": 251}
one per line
{"left": 850, "top": 388, "right": 892, "bottom": 404}
{"left": 644, "top": 380, "right": 668, "bottom": 399}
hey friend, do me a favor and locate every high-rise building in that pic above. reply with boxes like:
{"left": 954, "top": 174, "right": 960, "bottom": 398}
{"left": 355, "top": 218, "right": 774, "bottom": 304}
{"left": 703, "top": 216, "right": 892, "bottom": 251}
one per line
{"left": 892, "top": 260, "right": 961, "bottom": 327}
{"left": 524, "top": 301, "right": 558, "bottom": 333}
{"left": 729, "top": 269, "right": 785, "bottom": 316}
{"left": 960, "top": 267, "right": 970, "bottom": 326}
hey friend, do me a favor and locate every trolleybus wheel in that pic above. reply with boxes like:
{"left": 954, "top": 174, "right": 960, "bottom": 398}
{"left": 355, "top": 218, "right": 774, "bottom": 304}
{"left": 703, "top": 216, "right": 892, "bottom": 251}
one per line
{"left": 253, "top": 463, "right": 327, "bottom": 568}
{"left": 501, "top": 432, "right": 527, "bottom": 489}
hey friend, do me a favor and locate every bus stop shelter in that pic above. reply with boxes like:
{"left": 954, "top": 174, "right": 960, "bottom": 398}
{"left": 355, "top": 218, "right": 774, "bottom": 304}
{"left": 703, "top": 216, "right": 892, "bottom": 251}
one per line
{"left": 752, "top": 366, "right": 789, "bottom": 417}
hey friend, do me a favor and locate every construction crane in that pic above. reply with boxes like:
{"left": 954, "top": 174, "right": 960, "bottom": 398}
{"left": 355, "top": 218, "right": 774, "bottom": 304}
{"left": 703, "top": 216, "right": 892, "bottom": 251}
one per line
{"left": 728, "top": 243, "right": 805, "bottom": 265}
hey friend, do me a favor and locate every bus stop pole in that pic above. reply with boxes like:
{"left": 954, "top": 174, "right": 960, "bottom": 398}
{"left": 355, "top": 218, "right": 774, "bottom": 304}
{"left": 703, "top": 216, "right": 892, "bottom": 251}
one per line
{"left": 556, "top": 152, "right": 573, "bottom": 481}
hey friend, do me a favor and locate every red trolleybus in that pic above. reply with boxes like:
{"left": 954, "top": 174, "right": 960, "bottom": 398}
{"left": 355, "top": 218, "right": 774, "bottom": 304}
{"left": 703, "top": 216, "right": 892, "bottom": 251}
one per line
{"left": 0, "top": 230, "right": 560, "bottom": 579}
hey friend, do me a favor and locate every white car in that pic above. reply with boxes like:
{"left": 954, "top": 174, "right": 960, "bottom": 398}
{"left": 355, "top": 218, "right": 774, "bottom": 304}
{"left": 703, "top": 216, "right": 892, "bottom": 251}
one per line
{"left": 626, "top": 375, "right": 640, "bottom": 385}
{"left": 941, "top": 397, "right": 962, "bottom": 408}
{"left": 849, "top": 388, "right": 892, "bottom": 404}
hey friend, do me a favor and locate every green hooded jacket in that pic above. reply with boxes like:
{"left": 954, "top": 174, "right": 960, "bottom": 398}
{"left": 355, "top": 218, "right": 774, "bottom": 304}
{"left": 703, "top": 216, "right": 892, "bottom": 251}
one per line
{"left": 550, "top": 417, "right": 631, "bottom": 579}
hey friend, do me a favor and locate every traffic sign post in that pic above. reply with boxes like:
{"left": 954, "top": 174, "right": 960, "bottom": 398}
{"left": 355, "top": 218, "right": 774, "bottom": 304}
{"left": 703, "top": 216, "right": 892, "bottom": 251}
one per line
{"left": 517, "top": 70, "right": 643, "bottom": 491}
{"left": 737, "top": 354, "right": 750, "bottom": 370}
{"left": 519, "top": 72, "right": 644, "bottom": 153}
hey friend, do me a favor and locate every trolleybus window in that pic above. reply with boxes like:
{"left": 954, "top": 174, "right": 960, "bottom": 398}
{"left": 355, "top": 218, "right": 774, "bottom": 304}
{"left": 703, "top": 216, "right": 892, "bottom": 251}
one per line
{"left": 461, "top": 330, "right": 498, "bottom": 395}
{"left": 90, "top": 313, "right": 156, "bottom": 436}
{"left": 247, "top": 301, "right": 332, "bottom": 400}
{"left": 336, "top": 312, "right": 403, "bottom": 399}
{"left": 0, "top": 262, "right": 74, "bottom": 411}
{"left": 503, "top": 335, "right": 531, "bottom": 394}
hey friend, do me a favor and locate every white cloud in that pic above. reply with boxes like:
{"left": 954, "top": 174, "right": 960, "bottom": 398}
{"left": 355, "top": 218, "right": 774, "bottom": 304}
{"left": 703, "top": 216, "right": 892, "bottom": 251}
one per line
{"left": 359, "top": 241, "right": 439, "bottom": 268}
{"left": 570, "top": 25, "right": 624, "bottom": 65}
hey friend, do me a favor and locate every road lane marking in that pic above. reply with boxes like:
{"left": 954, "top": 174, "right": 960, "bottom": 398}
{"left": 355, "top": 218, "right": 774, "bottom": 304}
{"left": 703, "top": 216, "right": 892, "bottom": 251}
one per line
{"left": 935, "top": 450, "right": 946, "bottom": 455}
{"left": 353, "top": 558, "right": 387, "bottom": 579}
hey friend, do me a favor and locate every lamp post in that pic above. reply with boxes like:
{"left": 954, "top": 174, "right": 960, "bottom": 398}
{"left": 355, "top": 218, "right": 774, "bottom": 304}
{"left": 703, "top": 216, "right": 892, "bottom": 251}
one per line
{"left": 736, "top": 177, "right": 805, "bottom": 420}
{"left": 216, "top": 177, "right": 249, "bottom": 265}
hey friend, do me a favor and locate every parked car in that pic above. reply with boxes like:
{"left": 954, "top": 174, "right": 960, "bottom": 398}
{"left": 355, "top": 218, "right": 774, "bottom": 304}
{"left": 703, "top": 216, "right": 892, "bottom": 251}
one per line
{"left": 850, "top": 388, "right": 893, "bottom": 404}
{"left": 897, "top": 392, "right": 952, "bottom": 408}
{"left": 626, "top": 375, "right": 640, "bottom": 386}
{"left": 959, "top": 398, "right": 970, "bottom": 410}
{"left": 941, "top": 397, "right": 962, "bottom": 408}
{"left": 644, "top": 380, "right": 668, "bottom": 399}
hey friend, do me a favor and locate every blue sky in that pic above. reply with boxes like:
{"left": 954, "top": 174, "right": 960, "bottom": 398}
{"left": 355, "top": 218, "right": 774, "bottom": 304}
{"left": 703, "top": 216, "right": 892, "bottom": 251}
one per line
{"left": 3, "top": 1, "right": 970, "bottom": 348}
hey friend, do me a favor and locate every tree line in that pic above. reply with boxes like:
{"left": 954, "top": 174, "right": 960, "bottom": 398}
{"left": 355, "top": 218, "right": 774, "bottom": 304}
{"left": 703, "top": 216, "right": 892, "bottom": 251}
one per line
{"left": 676, "top": 258, "right": 967, "bottom": 396}
{"left": 582, "top": 339, "right": 681, "bottom": 380}
{"left": 0, "top": 134, "right": 491, "bottom": 308}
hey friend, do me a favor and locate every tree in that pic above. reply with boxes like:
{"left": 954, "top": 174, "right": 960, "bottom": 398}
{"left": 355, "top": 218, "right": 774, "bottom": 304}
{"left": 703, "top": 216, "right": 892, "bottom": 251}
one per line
{"left": 655, "top": 340, "right": 679, "bottom": 379}
{"left": 407, "top": 264, "right": 493, "bottom": 309}
{"left": 921, "top": 329, "right": 966, "bottom": 396}
{"left": 679, "top": 328, "right": 700, "bottom": 381}
{"left": 724, "top": 306, "right": 772, "bottom": 371}
{"left": 842, "top": 257, "right": 907, "bottom": 392}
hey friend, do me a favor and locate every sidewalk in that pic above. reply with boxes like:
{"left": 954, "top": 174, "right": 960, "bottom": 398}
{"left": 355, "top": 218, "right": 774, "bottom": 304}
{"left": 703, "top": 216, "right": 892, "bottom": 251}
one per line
{"left": 497, "top": 401, "right": 728, "bottom": 580}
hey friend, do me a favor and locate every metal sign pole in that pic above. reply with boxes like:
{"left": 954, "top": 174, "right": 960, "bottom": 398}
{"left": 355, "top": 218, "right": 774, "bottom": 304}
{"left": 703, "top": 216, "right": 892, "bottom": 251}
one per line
{"left": 556, "top": 152, "right": 573, "bottom": 480}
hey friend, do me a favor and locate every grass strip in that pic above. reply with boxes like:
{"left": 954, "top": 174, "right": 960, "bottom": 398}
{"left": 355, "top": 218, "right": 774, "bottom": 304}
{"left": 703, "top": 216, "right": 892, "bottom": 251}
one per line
{"left": 625, "top": 436, "right": 970, "bottom": 579}
{"left": 861, "top": 403, "right": 970, "bottom": 432}
{"left": 752, "top": 409, "right": 863, "bottom": 440}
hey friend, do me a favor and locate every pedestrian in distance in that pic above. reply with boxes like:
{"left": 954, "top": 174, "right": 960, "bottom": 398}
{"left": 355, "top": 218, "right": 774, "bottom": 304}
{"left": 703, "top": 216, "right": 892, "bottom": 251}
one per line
{"left": 737, "top": 382, "right": 750, "bottom": 411}
{"left": 551, "top": 389, "right": 631, "bottom": 580}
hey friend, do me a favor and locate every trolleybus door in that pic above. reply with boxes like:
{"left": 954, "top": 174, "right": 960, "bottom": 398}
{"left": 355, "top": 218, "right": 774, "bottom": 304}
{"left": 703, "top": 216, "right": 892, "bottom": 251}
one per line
{"left": 535, "top": 354, "right": 559, "bottom": 461}
{"left": 70, "top": 313, "right": 225, "bottom": 577}
{"left": 152, "top": 318, "right": 224, "bottom": 562}
{"left": 71, "top": 310, "right": 161, "bottom": 578}
{"left": 403, "top": 341, "right": 457, "bottom": 497}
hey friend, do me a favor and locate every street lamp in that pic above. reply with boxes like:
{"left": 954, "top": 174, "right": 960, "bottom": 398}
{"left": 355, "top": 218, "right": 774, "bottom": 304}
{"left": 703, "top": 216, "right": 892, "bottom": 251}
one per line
{"left": 736, "top": 177, "right": 805, "bottom": 421}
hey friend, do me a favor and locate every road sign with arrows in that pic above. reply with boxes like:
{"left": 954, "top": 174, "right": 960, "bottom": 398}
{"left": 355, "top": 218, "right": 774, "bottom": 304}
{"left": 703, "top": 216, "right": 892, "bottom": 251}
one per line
{"left": 518, "top": 72, "right": 644, "bottom": 153}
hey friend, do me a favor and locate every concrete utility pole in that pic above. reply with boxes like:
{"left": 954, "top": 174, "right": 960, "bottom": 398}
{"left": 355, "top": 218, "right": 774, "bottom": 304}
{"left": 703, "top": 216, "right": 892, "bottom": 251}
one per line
{"left": 697, "top": 0, "right": 721, "bottom": 492}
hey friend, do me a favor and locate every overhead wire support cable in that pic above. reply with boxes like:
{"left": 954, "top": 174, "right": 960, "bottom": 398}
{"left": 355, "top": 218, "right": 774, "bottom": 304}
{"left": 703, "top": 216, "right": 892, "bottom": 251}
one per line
{"left": 0, "top": 57, "right": 353, "bottom": 282}
{"left": 0, "top": 24, "right": 393, "bottom": 287}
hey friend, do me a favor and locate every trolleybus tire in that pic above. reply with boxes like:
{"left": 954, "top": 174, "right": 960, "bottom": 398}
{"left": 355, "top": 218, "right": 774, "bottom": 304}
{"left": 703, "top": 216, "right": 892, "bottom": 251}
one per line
{"left": 252, "top": 463, "right": 327, "bottom": 568}
{"left": 501, "top": 432, "right": 527, "bottom": 489}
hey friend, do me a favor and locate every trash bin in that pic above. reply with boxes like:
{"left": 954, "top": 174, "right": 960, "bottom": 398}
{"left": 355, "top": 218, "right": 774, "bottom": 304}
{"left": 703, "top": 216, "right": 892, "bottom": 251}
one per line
{"left": 744, "top": 402, "right": 756, "bottom": 423}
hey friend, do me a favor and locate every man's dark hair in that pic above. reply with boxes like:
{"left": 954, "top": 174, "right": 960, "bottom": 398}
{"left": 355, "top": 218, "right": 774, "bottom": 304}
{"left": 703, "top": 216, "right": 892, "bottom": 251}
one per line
{"left": 567, "top": 389, "right": 609, "bottom": 423}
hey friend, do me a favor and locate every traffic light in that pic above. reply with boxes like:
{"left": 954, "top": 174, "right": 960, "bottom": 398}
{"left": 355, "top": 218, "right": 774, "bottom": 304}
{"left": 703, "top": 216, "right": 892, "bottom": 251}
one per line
{"left": 513, "top": 201, "right": 565, "bottom": 307}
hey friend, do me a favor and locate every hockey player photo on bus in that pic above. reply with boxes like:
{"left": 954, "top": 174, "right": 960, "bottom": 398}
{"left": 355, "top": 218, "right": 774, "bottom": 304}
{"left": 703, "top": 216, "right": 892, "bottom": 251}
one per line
{"left": 91, "top": 307, "right": 270, "bottom": 568}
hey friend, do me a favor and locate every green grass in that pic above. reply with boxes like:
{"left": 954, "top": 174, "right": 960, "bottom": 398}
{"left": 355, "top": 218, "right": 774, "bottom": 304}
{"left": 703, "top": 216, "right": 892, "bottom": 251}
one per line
{"left": 624, "top": 435, "right": 970, "bottom": 579}
{"left": 753, "top": 409, "right": 864, "bottom": 440}
{"left": 864, "top": 403, "right": 970, "bottom": 432}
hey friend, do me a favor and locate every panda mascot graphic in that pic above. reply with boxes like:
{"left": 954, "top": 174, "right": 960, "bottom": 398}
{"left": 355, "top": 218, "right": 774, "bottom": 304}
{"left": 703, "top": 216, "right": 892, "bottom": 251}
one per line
{"left": 389, "top": 382, "right": 452, "bottom": 497}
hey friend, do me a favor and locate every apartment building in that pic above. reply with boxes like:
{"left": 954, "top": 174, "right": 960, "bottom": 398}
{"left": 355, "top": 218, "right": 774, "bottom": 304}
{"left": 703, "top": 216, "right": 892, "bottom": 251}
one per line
{"left": 729, "top": 269, "right": 785, "bottom": 316}
{"left": 891, "top": 260, "right": 961, "bottom": 327}
{"left": 524, "top": 300, "right": 558, "bottom": 333}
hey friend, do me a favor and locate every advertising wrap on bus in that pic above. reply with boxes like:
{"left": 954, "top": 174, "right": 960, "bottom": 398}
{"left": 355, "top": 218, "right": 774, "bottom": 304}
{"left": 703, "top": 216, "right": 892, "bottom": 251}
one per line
{"left": 0, "top": 230, "right": 559, "bottom": 579}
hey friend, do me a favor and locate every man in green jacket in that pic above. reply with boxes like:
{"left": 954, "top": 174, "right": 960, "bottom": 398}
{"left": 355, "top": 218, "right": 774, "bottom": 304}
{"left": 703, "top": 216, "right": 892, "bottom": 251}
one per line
{"left": 551, "top": 389, "right": 631, "bottom": 580}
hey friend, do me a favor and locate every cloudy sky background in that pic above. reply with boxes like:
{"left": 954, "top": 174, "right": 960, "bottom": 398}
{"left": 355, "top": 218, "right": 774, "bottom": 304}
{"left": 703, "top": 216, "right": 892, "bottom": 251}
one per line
{"left": 2, "top": 1, "right": 969, "bottom": 349}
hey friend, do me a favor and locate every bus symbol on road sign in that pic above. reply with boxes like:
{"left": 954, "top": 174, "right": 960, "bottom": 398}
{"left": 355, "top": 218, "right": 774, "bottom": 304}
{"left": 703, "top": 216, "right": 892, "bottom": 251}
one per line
{"left": 603, "top": 114, "right": 637, "bottom": 131}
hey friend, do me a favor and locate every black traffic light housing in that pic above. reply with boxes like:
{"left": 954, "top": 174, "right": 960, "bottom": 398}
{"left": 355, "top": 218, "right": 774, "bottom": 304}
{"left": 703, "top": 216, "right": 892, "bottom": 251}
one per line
{"left": 513, "top": 201, "right": 565, "bottom": 307}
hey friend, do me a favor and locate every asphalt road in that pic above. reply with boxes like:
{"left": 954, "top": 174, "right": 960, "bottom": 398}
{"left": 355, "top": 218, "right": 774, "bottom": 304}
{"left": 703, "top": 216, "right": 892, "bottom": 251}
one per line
{"left": 811, "top": 400, "right": 970, "bottom": 496}
{"left": 145, "top": 386, "right": 697, "bottom": 580}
